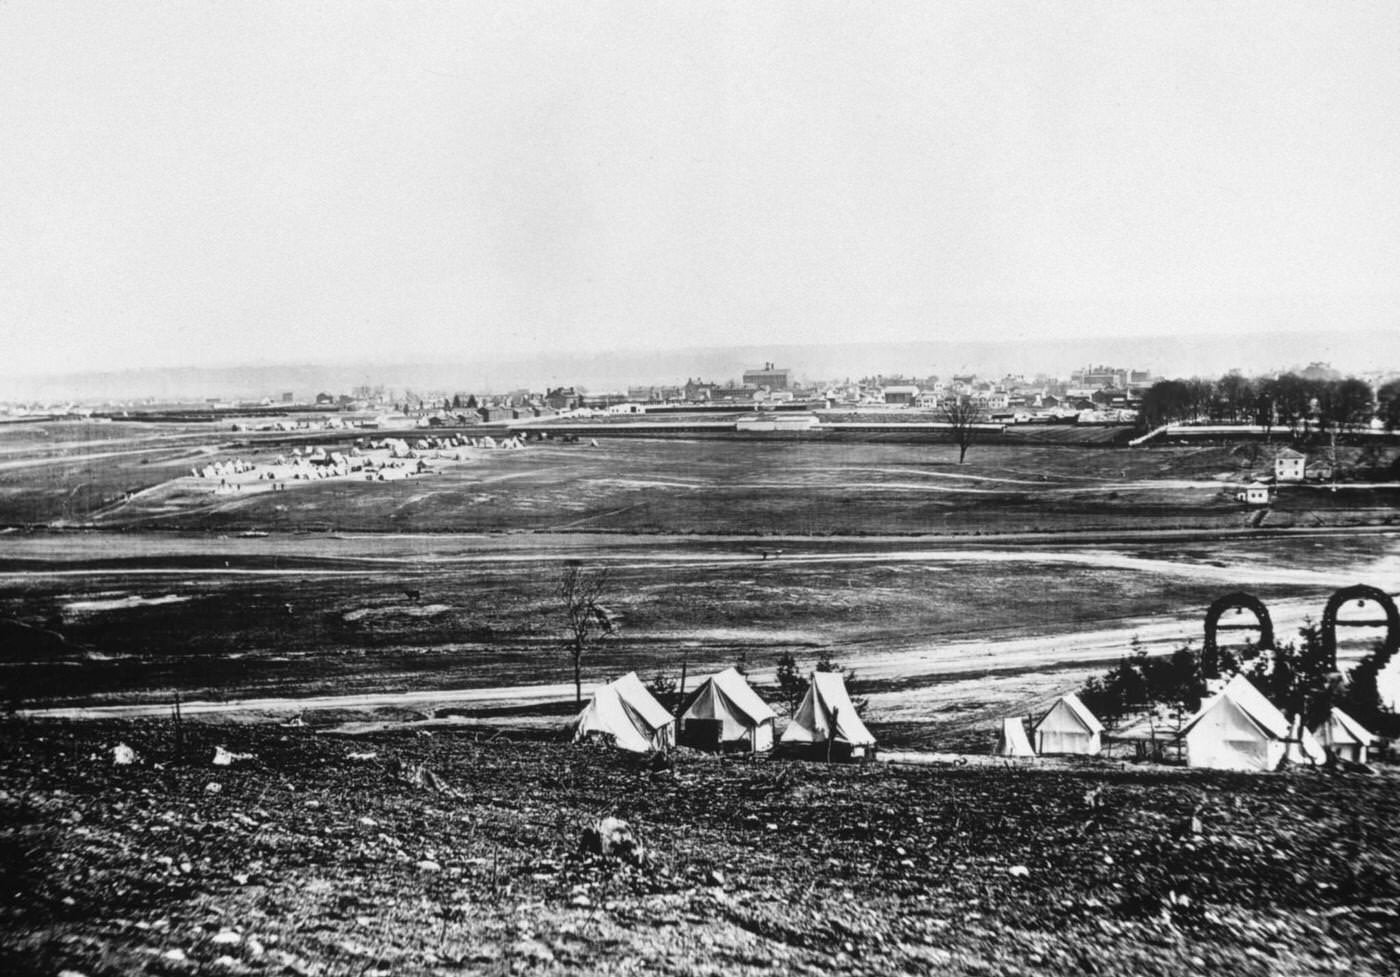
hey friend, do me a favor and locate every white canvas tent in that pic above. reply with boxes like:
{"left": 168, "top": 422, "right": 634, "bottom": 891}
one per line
{"left": 1313, "top": 706, "right": 1376, "bottom": 763}
{"left": 678, "top": 668, "right": 777, "bottom": 752}
{"left": 779, "top": 671, "right": 876, "bottom": 759}
{"left": 1179, "top": 674, "right": 1315, "bottom": 771}
{"left": 997, "top": 717, "right": 1036, "bottom": 757}
{"left": 1031, "top": 693, "right": 1104, "bottom": 755}
{"left": 573, "top": 672, "right": 675, "bottom": 753}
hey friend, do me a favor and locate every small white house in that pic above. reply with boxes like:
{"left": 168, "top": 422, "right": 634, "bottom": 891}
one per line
{"left": 1236, "top": 483, "right": 1273, "bottom": 506}
{"left": 1275, "top": 448, "right": 1306, "bottom": 483}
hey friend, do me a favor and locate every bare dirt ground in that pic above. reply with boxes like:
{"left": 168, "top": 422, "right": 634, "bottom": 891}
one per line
{"left": 2, "top": 719, "right": 1397, "bottom": 977}
{"left": 4, "top": 422, "right": 1400, "bottom": 974}
{"left": 7, "top": 529, "right": 1399, "bottom": 750}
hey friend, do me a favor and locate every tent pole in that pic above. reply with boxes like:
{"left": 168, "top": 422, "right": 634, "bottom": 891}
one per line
{"left": 828, "top": 706, "right": 837, "bottom": 764}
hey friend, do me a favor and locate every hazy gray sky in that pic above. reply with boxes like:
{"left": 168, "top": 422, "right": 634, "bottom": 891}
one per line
{"left": 3, "top": 2, "right": 1398, "bottom": 376}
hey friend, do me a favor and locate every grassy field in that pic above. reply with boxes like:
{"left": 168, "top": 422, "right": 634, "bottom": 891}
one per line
{"left": 3, "top": 420, "right": 1397, "bottom": 534}
{"left": 0, "top": 421, "right": 224, "bottom": 526}
{"left": 53, "top": 439, "right": 1400, "bottom": 535}
{"left": 1, "top": 419, "right": 1397, "bottom": 730}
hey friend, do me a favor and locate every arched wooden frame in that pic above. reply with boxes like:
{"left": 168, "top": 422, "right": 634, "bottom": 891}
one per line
{"left": 1204, "top": 591, "right": 1275, "bottom": 658}
{"left": 1321, "top": 585, "right": 1400, "bottom": 671}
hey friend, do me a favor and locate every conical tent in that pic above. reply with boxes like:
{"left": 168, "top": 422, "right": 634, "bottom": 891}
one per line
{"left": 997, "top": 717, "right": 1036, "bottom": 757}
{"left": 573, "top": 672, "right": 675, "bottom": 753}
{"left": 1179, "top": 674, "right": 1293, "bottom": 771}
{"left": 1031, "top": 693, "right": 1104, "bottom": 755}
{"left": 679, "top": 668, "right": 777, "bottom": 752}
{"left": 779, "top": 671, "right": 875, "bottom": 758}
{"left": 1313, "top": 706, "right": 1376, "bottom": 763}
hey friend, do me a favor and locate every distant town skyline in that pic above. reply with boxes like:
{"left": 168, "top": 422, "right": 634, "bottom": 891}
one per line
{"left": 3, "top": 3, "right": 1398, "bottom": 377}
{"left": 5, "top": 329, "right": 1399, "bottom": 405}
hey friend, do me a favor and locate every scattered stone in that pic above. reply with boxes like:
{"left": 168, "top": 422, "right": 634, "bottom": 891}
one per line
{"left": 112, "top": 743, "right": 138, "bottom": 766}
{"left": 582, "top": 817, "right": 645, "bottom": 863}
{"left": 212, "top": 746, "right": 255, "bottom": 767}
{"left": 396, "top": 760, "right": 456, "bottom": 795}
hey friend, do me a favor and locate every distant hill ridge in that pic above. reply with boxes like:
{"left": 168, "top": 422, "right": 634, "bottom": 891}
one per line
{"left": 5, "top": 330, "right": 1397, "bottom": 402}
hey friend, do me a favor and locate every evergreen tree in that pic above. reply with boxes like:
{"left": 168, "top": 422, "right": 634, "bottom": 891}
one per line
{"left": 775, "top": 651, "right": 804, "bottom": 716}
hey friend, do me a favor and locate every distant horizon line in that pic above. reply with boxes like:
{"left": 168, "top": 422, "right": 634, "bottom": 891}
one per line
{"left": 6, "top": 326, "right": 1394, "bottom": 382}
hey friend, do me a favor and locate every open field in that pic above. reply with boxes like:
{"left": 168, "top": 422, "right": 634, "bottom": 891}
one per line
{"left": 4, "top": 419, "right": 1400, "bottom": 975}
{"left": 5, "top": 419, "right": 1399, "bottom": 535}
{"left": 2, "top": 418, "right": 1398, "bottom": 740}
{"left": 2, "top": 719, "right": 1398, "bottom": 977}
{"left": 5, "top": 530, "right": 1400, "bottom": 748}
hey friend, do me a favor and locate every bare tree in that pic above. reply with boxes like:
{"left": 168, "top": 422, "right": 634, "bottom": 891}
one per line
{"left": 559, "top": 562, "right": 616, "bottom": 706}
{"left": 941, "top": 397, "right": 981, "bottom": 464}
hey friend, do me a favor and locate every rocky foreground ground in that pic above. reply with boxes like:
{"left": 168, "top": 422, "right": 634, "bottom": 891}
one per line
{"left": 2, "top": 718, "right": 1398, "bottom": 976}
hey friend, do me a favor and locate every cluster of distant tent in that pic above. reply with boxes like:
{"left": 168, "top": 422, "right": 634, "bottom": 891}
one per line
{"left": 999, "top": 675, "right": 1377, "bottom": 771}
{"left": 573, "top": 668, "right": 877, "bottom": 761}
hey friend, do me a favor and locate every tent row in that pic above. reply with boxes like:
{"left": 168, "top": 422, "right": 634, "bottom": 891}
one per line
{"left": 1178, "top": 675, "right": 1375, "bottom": 771}
{"left": 998, "top": 692, "right": 1102, "bottom": 758}
{"left": 1000, "top": 678, "right": 1376, "bottom": 772}
{"left": 575, "top": 668, "right": 1375, "bottom": 772}
{"left": 573, "top": 668, "right": 876, "bottom": 759}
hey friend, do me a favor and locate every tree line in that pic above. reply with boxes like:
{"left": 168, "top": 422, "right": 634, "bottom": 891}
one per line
{"left": 1138, "top": 372, "right": 1400, "bottom": 438}
{"left": 1079, "top": 624, "right": 1399, "bottom": 739}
